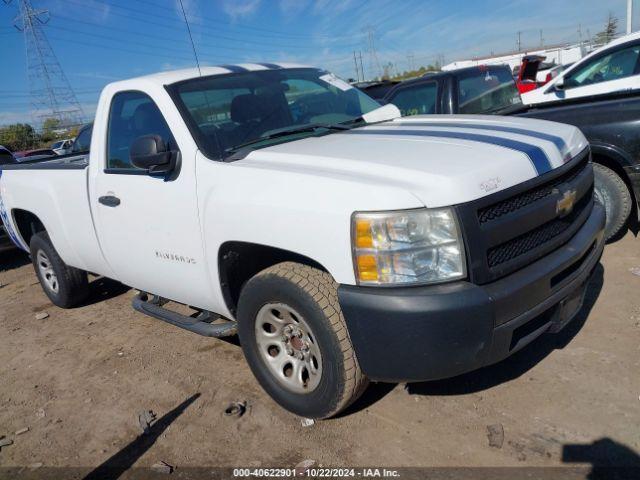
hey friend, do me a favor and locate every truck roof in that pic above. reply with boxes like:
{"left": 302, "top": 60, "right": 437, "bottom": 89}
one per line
{"left": 110, "top": 62, "right": 311, "bottom": 88}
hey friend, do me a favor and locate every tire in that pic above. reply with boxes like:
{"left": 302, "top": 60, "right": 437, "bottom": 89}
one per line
{"left": 237, "top": 262, "right": 368, "bottom": 419}
{"left": 30, "top": 232, "right": 89, "bottom": 308}
{"left": 593, "top": 163, "right": 632, "bottom": 241}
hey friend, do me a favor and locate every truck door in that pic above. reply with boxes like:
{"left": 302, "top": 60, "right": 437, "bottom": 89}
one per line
{"left": 91, "top": 90, "right": 212, "bottom": 309}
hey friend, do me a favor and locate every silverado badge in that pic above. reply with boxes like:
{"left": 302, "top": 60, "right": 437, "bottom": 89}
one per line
{"left": 556, "top": 188, "right": 577, "bottom": 217}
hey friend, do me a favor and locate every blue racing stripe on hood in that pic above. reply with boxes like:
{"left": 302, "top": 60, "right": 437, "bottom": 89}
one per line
{"left": 348, "top": 128, "right": 553, "bottom": 175}
{"left": 394, "top": 121, "right": 569, "bottom": 160}
{"left": 219, "top": 65, "right": 249, "bottom": 73}
{"left": 256, "top": 63, "right": 282, "bottom": 69}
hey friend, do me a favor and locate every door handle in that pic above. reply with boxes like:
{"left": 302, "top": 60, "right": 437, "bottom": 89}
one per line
{"left": 98, "top": 195, "right": 121, "bottom": 207}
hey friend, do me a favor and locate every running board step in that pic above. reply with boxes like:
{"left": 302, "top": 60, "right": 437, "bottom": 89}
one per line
{"left": 132, "top": 293, "right": 237, "bottom": 338}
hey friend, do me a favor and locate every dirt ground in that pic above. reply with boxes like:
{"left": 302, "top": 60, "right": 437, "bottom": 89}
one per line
{"left": 0, "top": 233, "right": 639, "bottom": 476}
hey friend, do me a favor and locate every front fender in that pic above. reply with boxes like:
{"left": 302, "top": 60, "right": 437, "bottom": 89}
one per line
{"left": 196, "top": 153, "right": 424, "bottom": 288}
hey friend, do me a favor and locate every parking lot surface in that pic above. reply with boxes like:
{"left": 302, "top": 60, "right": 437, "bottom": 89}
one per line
{"left": 0, "top": 234, "right": 639, "bottom": 473}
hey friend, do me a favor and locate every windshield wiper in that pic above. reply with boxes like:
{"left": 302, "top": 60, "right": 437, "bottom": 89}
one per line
{"left": 224, "top": 123, "right": 352, "bottom": 159}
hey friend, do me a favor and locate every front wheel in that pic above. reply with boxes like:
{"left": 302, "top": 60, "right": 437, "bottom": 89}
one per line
{"left": 237, "top": 262, "right": 368, "bottom": 419}
{"left": 593, "top": 163, "right": 632, "bottom": 241}
{"left": 30, "top": 232, "right": 88, "bottom": 308}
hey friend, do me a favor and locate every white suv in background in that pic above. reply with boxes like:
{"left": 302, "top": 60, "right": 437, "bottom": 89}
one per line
{"left": 522, "top": 31, "right": 640, "bottom": 105}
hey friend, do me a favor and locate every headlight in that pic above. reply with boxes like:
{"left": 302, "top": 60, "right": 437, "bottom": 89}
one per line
{"left": 351, "top": 208, "right": 466, "bottom": 286}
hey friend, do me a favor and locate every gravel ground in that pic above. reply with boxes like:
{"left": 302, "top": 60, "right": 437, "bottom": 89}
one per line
{"left": 0, "top": 233, "right": 639, "bottom": 477}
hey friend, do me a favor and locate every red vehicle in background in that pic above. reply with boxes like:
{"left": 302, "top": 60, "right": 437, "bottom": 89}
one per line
{"left": 514, "top": 54, "right": 547, "bottom": 93}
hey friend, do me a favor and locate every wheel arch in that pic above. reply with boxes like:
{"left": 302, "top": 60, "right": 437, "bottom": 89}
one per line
{"left": 11, "top": 209, "right": 47, "bottom": 248}
{"left": 218, "top": 241, "right": 329, "bottom": 316}
{"left": 590, "top": 144, "right": 638, "bottom": 214}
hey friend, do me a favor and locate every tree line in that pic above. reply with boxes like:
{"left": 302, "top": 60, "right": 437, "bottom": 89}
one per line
{"left": 0, "top": 118, "right": 80, "bottom": 153}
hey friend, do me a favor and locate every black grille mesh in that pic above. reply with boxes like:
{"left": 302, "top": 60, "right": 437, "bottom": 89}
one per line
{"left": 478, "top": 157, "right": 589, "bottom": 224}
{"left": 487, "top": 189, "right": 592, "bottom": 268}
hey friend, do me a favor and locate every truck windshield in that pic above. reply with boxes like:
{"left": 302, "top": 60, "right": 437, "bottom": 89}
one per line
{"left": 169, "top": 68, "right": 381, "bottom": 159}
{"left": 457, "top": 67, "right": 523, "bottom": 114}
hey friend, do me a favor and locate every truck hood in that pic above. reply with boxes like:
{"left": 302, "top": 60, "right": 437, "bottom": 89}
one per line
{"left": 237, "top": 115, "right": 588, "bottom": 208}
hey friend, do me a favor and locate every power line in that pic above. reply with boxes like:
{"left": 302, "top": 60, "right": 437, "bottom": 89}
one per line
{"left": 177, "top": 0, "right": 200, "bottom": 76}
{"left": 62, "top": 0, "right": 365, "bottom": 43}
{"left": 55, "top": 0, "right": 364, "bottom": 52}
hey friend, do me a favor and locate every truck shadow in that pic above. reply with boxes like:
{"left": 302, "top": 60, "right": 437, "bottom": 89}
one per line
{"left": 406, "top": 264, "right": 604, "bottom": 397}
{"left": 344, "top": 264, "right": 604, "bottom": 414}
{"left": 562, "top": 437, "right": 640, "bottom": 479}
{"left": 77, "top": 277, "right": 131, "bottom": 307}
{"left": 0, "top": 248, "right": 30, "bottom": 272}
{"left": 82, "top": 392, "right": 200, "bottom": 480}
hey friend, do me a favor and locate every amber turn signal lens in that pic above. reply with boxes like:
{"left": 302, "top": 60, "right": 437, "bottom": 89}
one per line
{"left": 355, "top": 219, "right": 373, "bottom": 248}
{"left": 356, "top": 254, "right": 379, "bottom": 281}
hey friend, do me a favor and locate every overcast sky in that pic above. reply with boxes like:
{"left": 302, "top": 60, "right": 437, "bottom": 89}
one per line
{"left": 0, "top": 0, "right": 637, "bottom": 126}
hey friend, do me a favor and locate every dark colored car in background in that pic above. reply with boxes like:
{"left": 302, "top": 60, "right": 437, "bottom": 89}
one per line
{"left": 0, "top": 145, "right": 15, "bottom": 165}
{"left": 351, "top": 80, "right": 401, "bottom": 100}
{"left": 13, "top": 148, "right": 57, "bottom": 159}
{"left": 379, "top": 64, "right": 640, "bottom": 241}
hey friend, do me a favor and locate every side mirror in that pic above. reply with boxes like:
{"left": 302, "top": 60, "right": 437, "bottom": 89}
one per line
{"left": 130, "top": 135, "right": 177, "bottom": 175}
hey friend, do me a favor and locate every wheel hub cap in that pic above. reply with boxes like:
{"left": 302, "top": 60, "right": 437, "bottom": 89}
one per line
{"left": 255, "top": 303, "right": 322, "bottom": 394}
{"left": 36, "top": 250, "right": 59, "bottom": 294}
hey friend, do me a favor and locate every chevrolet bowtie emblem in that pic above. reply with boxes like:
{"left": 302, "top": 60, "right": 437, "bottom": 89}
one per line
{"left": 556, "top": 189, "right": 577, "bottom": 217}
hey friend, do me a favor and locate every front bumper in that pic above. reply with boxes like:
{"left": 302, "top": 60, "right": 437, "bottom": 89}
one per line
{"left": 338, "top": 203, "right": 605, "bottom": 382}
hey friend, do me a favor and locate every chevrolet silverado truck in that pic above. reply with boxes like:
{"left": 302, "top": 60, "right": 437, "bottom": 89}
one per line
{"left": 0, "top": 63, "right": 604, "bottom": 418}
{"left": 382, "top": 64, "right": 640, "bottom": 241}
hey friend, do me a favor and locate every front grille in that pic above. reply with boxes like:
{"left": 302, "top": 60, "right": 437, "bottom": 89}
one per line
{"left": 487, "top": 188, "right": 593, "bottom": 268}
{"left": 478, "top": 155, "right": 589, "bottom": 224}
{"left": 455, "top": 149, "right": 594, "bottom": 284}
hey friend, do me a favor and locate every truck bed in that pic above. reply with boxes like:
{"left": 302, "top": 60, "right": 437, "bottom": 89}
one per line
{"left": 0, "top": 153, "right": 88, "bottom": 170}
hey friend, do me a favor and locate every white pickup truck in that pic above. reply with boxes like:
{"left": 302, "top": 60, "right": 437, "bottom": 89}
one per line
{"left": 0, "top": 63, "right": 605, "bottom": 418}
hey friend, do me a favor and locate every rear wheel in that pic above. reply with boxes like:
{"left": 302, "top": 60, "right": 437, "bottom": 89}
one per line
{"left": 30, "top": 232, "right": 88, "bottom": 308}
{"left": 237, "top": 262, "right": 368, "bottom": 419}
{"left": 593, "top": 163, "right": 632, "bottom": 241}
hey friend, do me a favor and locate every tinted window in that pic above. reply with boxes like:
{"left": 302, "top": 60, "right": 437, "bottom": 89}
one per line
{"left": 564, "top": 43, "right": 640, "bottom": 88}
{"left": 388, "top": 82, "right": 437, "bottom": 116}
{"left": 72, "top": 125, "right": 93, "bottom": 153}
{"left": 457, "top": 67, "right": 522, "bottom": 114}
{"left": 107, "top": 92, "right": 173, "bottom": 170}
{"left": 171, "top": 68, "right": 380, "bottom": 159}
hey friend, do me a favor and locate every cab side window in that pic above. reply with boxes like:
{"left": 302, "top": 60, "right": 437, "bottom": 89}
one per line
{"left": 107, "top": 91, "right": 173, "bottom": 170}
{"left": 564, "top": 43, "right": 640, "bottom": 88}
{"left": 388, "top": 82, "right": 437, "bottom": 117}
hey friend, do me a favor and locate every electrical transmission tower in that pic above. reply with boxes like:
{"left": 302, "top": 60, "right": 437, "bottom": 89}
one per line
{"left": 364, "top": 25, "right": 382, "bottom": 80}
{"left": 4, "top": 0, "right": 85, "bottom": 129}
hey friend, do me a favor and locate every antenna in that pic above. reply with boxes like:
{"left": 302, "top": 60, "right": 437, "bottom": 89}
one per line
{"left": 5, "top": 0, "right": 85, "bottom": 130}
{"left": 177, "top": 0, "right": 201, "bottom": 76}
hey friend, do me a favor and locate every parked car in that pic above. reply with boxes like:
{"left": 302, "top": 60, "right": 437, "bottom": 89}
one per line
{"left": 0, "top": 145, "right": 15, "bottom": 166}
{"left": 514, "top": 55, "right": 547, "bottom": 93}
{"left": 382, "top": 64, "right": 640, "bottom": 240}
{"left": 13, "top": 149, "right": 57, "bottom": 160}
{"left": 522, "top": 31, "right": 640, "bottom": 105}
{"left": 51, "top": 139, "right": 74, "bottom": 155}
{"left": 539, "top": 62, "right": 574, "bottom": 84}
{"left": 0, "top": 63, "right": 604, "bottom": 419}
{"left": 351, "top": 80, "right": 400, "bottom": 100}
